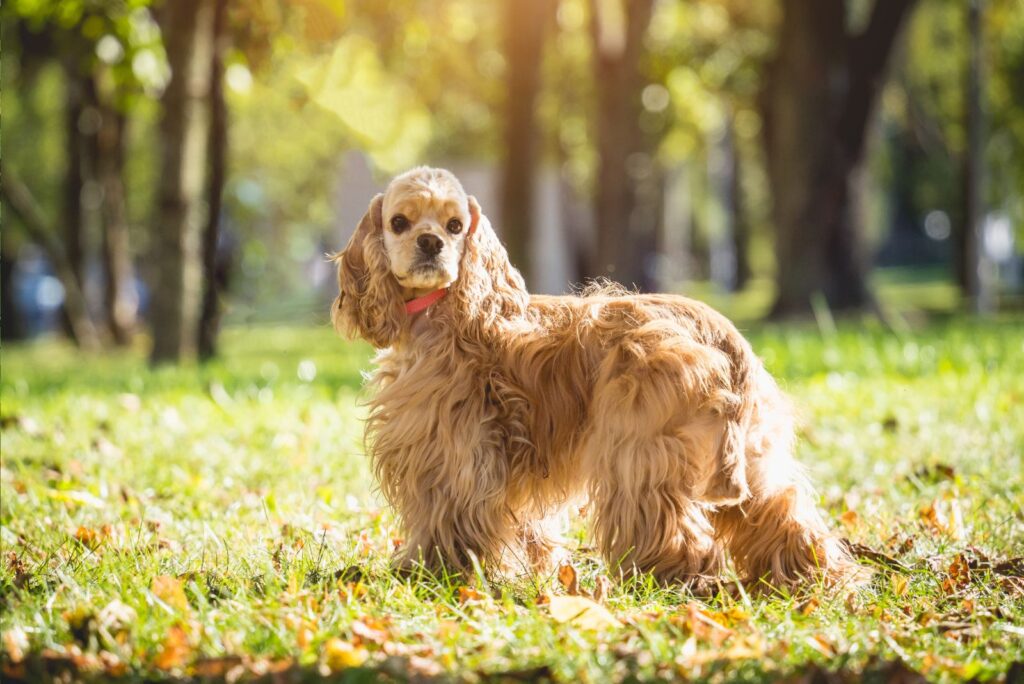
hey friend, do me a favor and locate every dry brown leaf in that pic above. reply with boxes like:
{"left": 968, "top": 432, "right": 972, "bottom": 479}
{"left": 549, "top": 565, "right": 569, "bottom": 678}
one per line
{"left": 839, "top": 509, "right": 860, "bottom": 529}
{"left": 151, "top": 575, "right": 189, "bottom": 613}
{"left": 684, "top": 603, "right": 734, "bottom": 646}
{"left": 920, "top": 498, "right": 966, "bottom": 540}
{"left": 557, "top": 563, "right": 579, "bottom": 595}
{"left": 74, "top": 525, "right": 107, "bottom": 549}
{"left": 548, "top": 595, "right": 621, "bottom": 630}
{"left": 593, "top": 575, "right": 614, "bottom": 604}
{"left": 458, "top": 586, "right": 486, "bottom": 604}
{"left": 799, "top": 597, "right": 820, "bottom": 616}
{"left": 152, "top": 624, "right": 191, "bottom": 670}
{"left": 942, "top": 554, "right": 971, "bottom": 594}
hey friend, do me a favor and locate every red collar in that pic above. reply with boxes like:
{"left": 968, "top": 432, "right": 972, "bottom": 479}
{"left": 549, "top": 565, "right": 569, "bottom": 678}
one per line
{"left": 404, "top": 287, "right": 448, "bottom": 315}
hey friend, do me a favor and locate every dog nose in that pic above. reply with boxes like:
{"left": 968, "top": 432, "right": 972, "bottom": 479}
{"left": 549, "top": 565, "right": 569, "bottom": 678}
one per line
{"left": 417, "top": 233, "right": 443, "bottom": 257}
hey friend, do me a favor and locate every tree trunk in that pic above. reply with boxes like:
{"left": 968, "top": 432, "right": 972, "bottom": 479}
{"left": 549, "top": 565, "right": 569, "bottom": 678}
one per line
{"left": 499, "top": 0, "right": 553, "bottom": 284}
{"left": 958, "top": 0, "right": 984, "bottom": 307}
{"left": 1, "top": 250, "right": 26, "bottom": 341}
{"left": 60, "top": 62, "right": 92, "bottom": 339}
{"left": 764, "top": 0, "right": 916, "bottom": 317}
{"left": 198, "top": 0, "right": 229, "bottom": 361}
{"left": 96, "top": 97, "right": 136, "bottom": 345}
{"left": 149, "top": 0, "right": 216, "bottom": 364}
{"left": 587, "top": 0, "right": 655, "bottom": 289}
{"left": 728, "top": 115, "right": 751, "bottom": 291}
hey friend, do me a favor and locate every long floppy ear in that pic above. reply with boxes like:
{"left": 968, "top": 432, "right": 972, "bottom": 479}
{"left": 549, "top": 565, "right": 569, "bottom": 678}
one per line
{"left": 447, "top": 195, "right": 529, "bottom": 325}
{"left": 331, "top": 194, "right": 405, "bottom": 348}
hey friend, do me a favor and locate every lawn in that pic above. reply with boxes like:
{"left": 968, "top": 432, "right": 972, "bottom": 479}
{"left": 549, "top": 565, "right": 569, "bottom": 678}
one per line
{"left": 1, "top": 317, "right": 1022, "bottom": 682}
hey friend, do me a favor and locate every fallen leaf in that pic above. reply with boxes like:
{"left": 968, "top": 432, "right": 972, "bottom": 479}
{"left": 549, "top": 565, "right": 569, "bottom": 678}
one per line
{"left": 324, "top": 638, "right": 368, "bottom": 671}
{"left": 548, "top": 595, "right": 621, "bottom": 630}
{"left": 557, "top": 562, "right": 579, "bottom": 595}
{"left": 458, "top": 586, "right": 486, "bottom": 604}
{"left": 357, "top": 529, "right": 373, "bottom": 556}
{"left": 2, "top": 627, "right": 28, "bottom": 663}
{"left": 151, "top": 575, "right": 189, "bottom": 612}
{"left": 942, "top": 554, "right": 971, "bottom": 594}
{"left": 352, "top": 617, "right": 390, "bottom": 645}
{"left": 799, "top": 597, "right": 820, "bottom": 616}
{"left": 920, "top": 498, "right": 966, "bottom": 540}
{"left": 152, "top": 624, "right": 191, "bottom": 670}
{"left": 74, "top": 526, "right": 104, "bottom": 549}
{"left": 284, "top": 615, "right": 317, "bottom": 650}
{"left": 839, "top": 510, "right": 860, "bottom": 529}
{"left": 805, "top": 634, "right": 834, "bottom": 657}
{"left": 593, "top": 575, "right": 614, "bottom": 604}
{"left": 682, "top": 603, "right": 734, "bottom": 645}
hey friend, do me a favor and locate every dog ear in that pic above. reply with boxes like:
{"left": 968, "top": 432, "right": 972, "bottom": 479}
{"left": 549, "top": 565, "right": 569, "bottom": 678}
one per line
{"left": 332, "top": 193, "right": 405, "bottom": 348}
{"left": 447, "top": 195, "right": 529, "bottom": 325}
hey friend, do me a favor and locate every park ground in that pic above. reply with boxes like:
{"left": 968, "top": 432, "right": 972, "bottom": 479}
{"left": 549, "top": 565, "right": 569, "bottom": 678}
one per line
{"left": 1, "top": 289, "right": 1023, "bottom": 682}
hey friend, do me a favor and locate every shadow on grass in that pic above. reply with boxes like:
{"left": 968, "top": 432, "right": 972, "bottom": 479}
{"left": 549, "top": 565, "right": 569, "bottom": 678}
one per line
{"left": 10, "top": 652, "right": 1016, "bottom": 683}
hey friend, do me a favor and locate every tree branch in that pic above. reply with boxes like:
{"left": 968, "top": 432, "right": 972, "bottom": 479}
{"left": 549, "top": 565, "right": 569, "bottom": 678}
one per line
{"left": 1, "top": 165, "right": 101, "bottom": 349}
{"left": 839, "top": 0, "right": 918, "bottom": 162}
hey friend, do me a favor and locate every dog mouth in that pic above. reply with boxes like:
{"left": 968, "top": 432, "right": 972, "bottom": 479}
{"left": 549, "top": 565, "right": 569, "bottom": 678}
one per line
{"left": 396, "top": 260, "right": 448, "bottom": 284}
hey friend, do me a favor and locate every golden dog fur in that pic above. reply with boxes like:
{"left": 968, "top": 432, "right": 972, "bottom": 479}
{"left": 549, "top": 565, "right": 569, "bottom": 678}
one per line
{"left": 333, "top": 167, "right": 858, "bottom": 591}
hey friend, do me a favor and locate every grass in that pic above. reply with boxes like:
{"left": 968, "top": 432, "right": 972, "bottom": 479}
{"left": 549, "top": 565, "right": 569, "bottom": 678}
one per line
{"left": 1, "top": 317, "right": 1023, "bottom": 682}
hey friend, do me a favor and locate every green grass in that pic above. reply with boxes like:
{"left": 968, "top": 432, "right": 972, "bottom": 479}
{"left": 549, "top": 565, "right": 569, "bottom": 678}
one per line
{"left": 2, "top": 318, "right": 1023, "bottom": 682}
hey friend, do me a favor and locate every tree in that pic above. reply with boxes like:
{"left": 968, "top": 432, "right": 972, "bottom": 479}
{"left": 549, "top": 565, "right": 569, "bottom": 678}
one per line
{"left": 149, "top": 0, "right": 217, "bottom": 363}
{"left": 498, "top": 0, "right": 554, "bottom": 285}
{"left": 762, "top": 0, "right": 917, "bottom": 317}
{"left": 96, "top": 87, "right": 136, "bottom": 344}
{"left": 587, "top": 0, "right": 657, "bottom": 289}
{"left": 198, "top": 0, "right": 230, "bottom": 360}
{"left": 958, "top": 0, "right": 984, "bottom": 307}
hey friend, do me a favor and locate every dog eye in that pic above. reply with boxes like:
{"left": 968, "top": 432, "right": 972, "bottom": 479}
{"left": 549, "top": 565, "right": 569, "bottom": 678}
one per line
{"left": 446, "top": 218, "right": 462, "bottom": 234}
{"left": 390, "top": 215, "right": 409, "bottom": 233}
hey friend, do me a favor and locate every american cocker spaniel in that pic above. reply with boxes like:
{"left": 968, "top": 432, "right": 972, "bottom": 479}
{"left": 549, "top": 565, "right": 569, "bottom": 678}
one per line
{"left": 332, "top": 166, "right": 859, "bottom": 592}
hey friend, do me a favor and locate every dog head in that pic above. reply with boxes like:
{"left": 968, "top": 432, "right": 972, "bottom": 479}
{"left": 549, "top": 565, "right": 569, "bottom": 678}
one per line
{"left": 333, "top": 166, "right": 528, "bottom": 348}
{"left": 381, "top": 167, "right": 475, "bottom": 291}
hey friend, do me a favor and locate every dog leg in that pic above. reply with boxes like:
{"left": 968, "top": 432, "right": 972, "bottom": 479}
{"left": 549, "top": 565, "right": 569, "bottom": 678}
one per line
{"left": 713, "top": 384, "right": 861, "bottom": 590}
{"left": 583, "top": 332, "right": 737, "bottom": 591}
{"left": 391, "top": 488, "right": 519, "bottom": 578}
{"left": 587, "top": 432, "right": 725, "bottom": 591}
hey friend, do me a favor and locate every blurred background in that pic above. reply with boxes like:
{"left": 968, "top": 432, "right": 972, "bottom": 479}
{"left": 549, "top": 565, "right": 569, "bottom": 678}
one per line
{"left": 2, "top": 0, "right": 1022, "bottom": 363}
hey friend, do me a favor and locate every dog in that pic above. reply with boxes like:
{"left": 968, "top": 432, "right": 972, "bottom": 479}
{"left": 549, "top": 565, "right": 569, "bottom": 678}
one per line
{"left": 332, "top": 166, "right": 859, "bottom": 592}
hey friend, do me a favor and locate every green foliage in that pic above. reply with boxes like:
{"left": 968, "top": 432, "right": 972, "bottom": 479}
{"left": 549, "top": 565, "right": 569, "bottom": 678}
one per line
{"left": 2, "top": 318, "right": 1022, "bottom": 680}
{"left": 882, "top": 0, "right": 1024, "bottom": 233}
